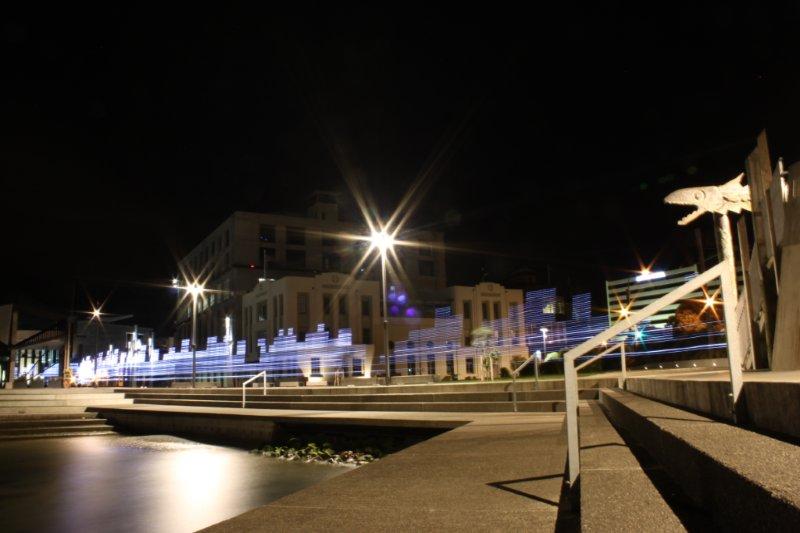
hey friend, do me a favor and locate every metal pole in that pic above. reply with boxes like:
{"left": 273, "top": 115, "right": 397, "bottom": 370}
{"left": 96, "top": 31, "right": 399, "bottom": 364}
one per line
{"left": 619, "top": 343, "right": 627, "bottom": 389}
{"left": 534, "top": 351, "right": 540, "bottom": 386}
{"left": 191, "top": 294, "right": 198, "bottom": 388}
{"left": 381, "top": 251, "right": 390, "bottom": 386}
{"left": 512, "top": 372, "right": 518, "bottom": 412}
{"left": 564, "top": 356, "right": 580, "bottom": 486}
{"left": 719, "top": 214, "right": 744, "bottom": 420}
{"left": 6, "top": 304, "right": 15, "bottom": 389}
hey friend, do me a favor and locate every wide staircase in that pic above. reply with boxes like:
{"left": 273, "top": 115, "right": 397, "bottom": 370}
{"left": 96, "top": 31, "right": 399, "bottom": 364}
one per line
{"left": 577, "top": 380, "right": 800, "bottom": 532}
{"left": 118, "top": 377, "right": 617, "bottom": 413}
{"left": 0, "top": 388, "right": 132, "bottom": 440}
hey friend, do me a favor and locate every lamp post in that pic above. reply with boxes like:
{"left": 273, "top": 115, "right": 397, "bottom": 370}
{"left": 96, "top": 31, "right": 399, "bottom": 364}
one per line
{"left": 370, "top": 229, "right": 395, "bottom": 386}
{"left": 174, "top": 280, "right": 204, "bottom": 388}
{"left": 539, "top": 327, "right": 548, "bottom": 381}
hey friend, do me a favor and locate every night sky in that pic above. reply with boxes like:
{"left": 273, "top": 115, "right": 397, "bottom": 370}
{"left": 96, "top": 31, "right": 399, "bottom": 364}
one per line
{"left": 3, "top": 6, "right": 800, "bottom": 333}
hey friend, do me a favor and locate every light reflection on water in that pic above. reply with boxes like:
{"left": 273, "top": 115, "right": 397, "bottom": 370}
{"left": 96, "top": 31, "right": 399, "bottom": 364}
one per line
{"left": 0, "top": 435, "right": 346, "bottom": 533}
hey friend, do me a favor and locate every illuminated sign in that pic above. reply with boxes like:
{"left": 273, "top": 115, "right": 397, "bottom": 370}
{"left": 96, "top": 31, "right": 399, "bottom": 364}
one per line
{"left": 635, "top": 270, "right": 666, "bottom": 282}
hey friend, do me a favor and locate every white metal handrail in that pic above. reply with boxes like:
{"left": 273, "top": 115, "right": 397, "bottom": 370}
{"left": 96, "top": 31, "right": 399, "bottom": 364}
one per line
{"left": 562, "top": 260, "right": 744, "bottom": 486}
{"left": 574, "top": 342, "right": 627, "bottom": 390}
{"left": 511, "top": 354, "right": 540, "bottom": 412}
{"left": 242, "top": 370, "right": 267, "bottom": 407}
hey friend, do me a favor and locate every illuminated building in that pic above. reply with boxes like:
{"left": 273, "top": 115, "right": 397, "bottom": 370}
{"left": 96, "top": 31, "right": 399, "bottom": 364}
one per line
{"left": 241, "top": 273, "right": 381, "bottom": 360}
{"left": 605, "top": 265, "right": 720, "bottom": 328}
{"left": 175, "top": 191, "right": 446, "bottom": 345}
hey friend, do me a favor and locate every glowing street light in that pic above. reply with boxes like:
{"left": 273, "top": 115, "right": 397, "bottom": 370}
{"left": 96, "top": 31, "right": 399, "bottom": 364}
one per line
{"left": 175, "top": 279, "right": 205, "bottom": 388}
{"left": 370, "top": 228, "right": 396, "bottom": 385}
{"left": 91, "top": 308, "right": 101, "bottom": 320}
{"left": 537, "top": 327, "right": 549, "bottom": 381}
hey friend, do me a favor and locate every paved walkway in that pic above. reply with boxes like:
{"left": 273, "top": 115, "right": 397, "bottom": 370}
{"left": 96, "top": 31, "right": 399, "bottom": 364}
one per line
{"left": 101, "top": 405, "right": 573, "bottom": 532}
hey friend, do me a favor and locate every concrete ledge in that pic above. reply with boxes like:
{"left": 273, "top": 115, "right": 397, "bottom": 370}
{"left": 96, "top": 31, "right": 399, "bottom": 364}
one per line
{"left": 625, "top": 377, "right": 733, "bottom": 420}
{"left": 626, "top": 376, "right": 800, "bottom": 439}
{"left": 600, "top": 389, "right": 800, "bottom": 531}
{"left": 98, "top": 408, "right": 279, "bottom": 444}
{"left": 579, "top": 402, "right": 685, "bottom": 532}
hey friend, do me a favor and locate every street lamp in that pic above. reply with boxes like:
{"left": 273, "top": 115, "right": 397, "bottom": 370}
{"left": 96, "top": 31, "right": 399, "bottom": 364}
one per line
{"left": 539, "top": 327, "right": 548, "bottom": 381}
{"left": 177, "top": 280, "right": 205, "bottom": 388}
{"left": 370, "top": 229, "right": 395, "bottom": 385}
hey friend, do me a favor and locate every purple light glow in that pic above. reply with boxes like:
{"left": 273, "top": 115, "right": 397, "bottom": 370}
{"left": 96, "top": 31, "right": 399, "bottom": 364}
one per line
{"left": 405, "top": 307, "right": 416, "bottom": 317}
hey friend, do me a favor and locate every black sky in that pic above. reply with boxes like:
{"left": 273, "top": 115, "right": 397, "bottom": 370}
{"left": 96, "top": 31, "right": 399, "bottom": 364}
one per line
{"left": 3, "top": 5, "right": 800, "bottom": 332}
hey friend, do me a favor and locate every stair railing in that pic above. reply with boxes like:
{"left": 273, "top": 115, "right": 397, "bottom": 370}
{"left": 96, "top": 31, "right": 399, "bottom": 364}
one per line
{"left": 574, "top": 341, "right": 626, "bottom": 389}
{"left": 511, "top": 354, "right": 540, "bottom": 412}
{"left": 563, "top": 259, "right": 744, "bottom": 486}
{"left": 242, "top": 370, "right": 267, "bottom": 408}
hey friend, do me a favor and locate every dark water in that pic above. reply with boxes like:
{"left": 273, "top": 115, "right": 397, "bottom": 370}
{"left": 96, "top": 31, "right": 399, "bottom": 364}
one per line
{"left": 0, "top": 434, "right": 348, "bottom": 533}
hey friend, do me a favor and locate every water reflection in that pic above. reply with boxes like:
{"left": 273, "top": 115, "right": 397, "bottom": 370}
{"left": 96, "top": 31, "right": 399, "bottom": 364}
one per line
{"left": 0, "top": 435, "right": 346, "bottom": 533}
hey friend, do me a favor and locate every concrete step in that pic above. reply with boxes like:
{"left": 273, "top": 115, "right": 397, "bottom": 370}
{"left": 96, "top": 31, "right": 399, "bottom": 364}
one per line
{"left": 0, "top": 398, "right": 133, "bottom": 407}
{"left": 0, "top": 412, "right": 99, "bottom": 421}
{"left": 600, "top": 388, "right": 800, "bottom": 531}
{"left": 116, "top": 377, "right": 618, "bottom": 396}
{"left": 0, "top": 388, "right": 120, "bottom": 395}
{"left": 132, "top": 397, "right": 568, "bottom": 412}
{"left": 0, "top": 406, "right": 101, "bottom": 415}
{"left": 0, "top": 430, "right": 117, "bottom": 441}
{"left": 0, "top": 423, "right": 111, "bottom": 436}
{"left": 122, "top": 389, "right": 597, "bottom": 403}
{"left": 0, "top": 393, "right": 127, "bottom": 401}
{"left": 579, "top": 401, "right": 707, "bottom": 532}
{"left": 0, "top": 417, "right": 108, "bottom": 429}
{"left": 625, "top": 376, "right": 800, "bottom": 441}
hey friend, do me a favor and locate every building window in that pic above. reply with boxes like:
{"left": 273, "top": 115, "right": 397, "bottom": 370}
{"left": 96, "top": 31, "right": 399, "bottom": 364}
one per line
{"left": 259, "top": 224, "right": 275, "bottom": 243}
{"left": 323, "top": 294, "right": 332, "bottom": 317}
{"left": 287, "top": 227, "right": 305, "bottom": 245}
{"left": 482, "top": 302, "right": 490, "bottom": 320}
{"left": 446, "top": 352, "right": 454, "bottom": 376}
{"left": 466, "top": 357, "right": 474, "bottom": 374}
{"left": 427, "top": 352, "right": 436, "bottom": 375}
{"left": 298, "top": 293, "right": 309, "bottom": 315}
{"left": 463, "top": 300, "right": 472, "bottom": 319}
{"left": 418, "top": 260, "right": 434, "bottom": 276}
{"left": 464, "top": 336, "right": 470, "bottom": 347}
{"left": 493, "top": 302, "right": 501, "bottom": 320}
{"left": 361, "top": 296, "right": 372, "bottom": 317}
{"left": 261, "top": 247, "right": 276, "bottom": 268}
{"left": 322, "top": 252, "right": 341, "bottom": 271}
{"left": 338, "top": 296, "right": 348, "bottom": 319}
{"left": 257, "top": 302, "right": 267, "bottom": 322}
{"left": 286, "top": 250, "right": 306, "bottom": 269}
{"left": 407, "top": 357, "right": 416, "bottom": 375}
{"left": 311, "top": 357, "right": 321, "bottom": 376}
{"left": 362, "top": 328, "right": 372, "bottom": 344}
{"left": 353, "top": 358, "right": 363, "bottom": 376}
{"left": 272, "top": 296, "right": 278, "bottom": 334}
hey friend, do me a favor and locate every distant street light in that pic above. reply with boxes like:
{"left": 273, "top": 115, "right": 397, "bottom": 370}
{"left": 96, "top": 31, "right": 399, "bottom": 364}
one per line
{"left": 370, "top": 229, "right": 395, "bottom": 385}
